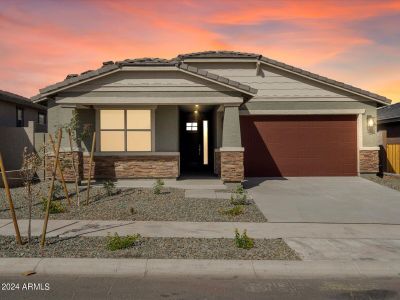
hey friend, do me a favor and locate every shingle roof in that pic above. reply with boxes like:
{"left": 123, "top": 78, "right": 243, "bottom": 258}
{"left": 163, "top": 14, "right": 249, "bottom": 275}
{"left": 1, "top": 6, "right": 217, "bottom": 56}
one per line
{"left": 32, "top": 51, "right": 391, "bottom": 104}
{"left": 178, "top": 51, "right": 391, "bottom": 104}
{"left": 178, "top": 62, "right": 257, "bottom": 94}
{"left": 32, "top": 58, "right": 256, "bottom": 101}
{"left": 258, "top": 56, "right": 391, "bottom": 104}
{"left": 177, "top": 50, "right": 260, "bottom": 59}
{"left": 116, "top": 57, "right": 178, "bottom": 66}
{"left": 378, "top": 102, "right": 400, "bottom": 122}
{"left": 0, "top": 90, "right": 46, "bottom": 110}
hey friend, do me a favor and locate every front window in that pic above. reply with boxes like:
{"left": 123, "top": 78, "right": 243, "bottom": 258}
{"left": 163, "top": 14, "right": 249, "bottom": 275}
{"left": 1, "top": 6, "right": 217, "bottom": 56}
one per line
{"left": 100, "top": 109, "right": 152, "bottom": 152}
{"left": 16, "top": 108, "right": 24, "bottom": 127}
{"left": 38, "top": 112, "right": 46, "bottom": 125}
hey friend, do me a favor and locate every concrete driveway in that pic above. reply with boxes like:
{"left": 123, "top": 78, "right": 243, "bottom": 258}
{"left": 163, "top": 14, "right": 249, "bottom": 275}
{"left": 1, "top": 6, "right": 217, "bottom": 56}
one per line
{"left": 246, "top": 177, "right": 400, "bottom": 224}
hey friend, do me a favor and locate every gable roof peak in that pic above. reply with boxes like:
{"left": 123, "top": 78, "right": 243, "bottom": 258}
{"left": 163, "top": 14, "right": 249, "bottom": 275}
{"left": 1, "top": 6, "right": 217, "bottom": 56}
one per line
{"left": 177, "top": 50, "right": 261, "bottom": 59}
{"left": 116, "top": 57, "right": 178, "bottom": 66}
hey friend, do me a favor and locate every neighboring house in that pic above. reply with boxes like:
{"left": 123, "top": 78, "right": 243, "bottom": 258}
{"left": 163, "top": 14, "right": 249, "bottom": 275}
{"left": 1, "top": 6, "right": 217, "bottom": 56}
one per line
{"left": 31, "top": 51, "right": 390, "bottom": 182}
{"left": 0, "top": 90, "right": 47, "bottom": 185}
{"left": 378, "top": 103, "right": 400, "bottom": 174}
{"left": 0, "top": 90, "right": 47, "bottom": 128}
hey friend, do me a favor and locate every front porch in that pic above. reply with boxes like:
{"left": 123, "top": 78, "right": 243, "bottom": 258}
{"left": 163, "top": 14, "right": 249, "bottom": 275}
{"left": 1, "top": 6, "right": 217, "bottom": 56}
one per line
{"left": 45, "top": 104, "right": 245, "bottom": 183}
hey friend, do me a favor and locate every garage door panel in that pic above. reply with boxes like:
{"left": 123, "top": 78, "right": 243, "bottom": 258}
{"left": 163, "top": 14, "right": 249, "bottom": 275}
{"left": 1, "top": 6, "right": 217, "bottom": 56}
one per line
{"left": 240, "top": 115, "right": 357, "bottom": 177}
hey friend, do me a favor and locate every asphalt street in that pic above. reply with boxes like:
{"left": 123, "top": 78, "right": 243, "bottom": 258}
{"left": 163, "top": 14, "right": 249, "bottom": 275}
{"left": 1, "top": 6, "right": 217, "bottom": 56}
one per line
{"left": 1, "top": 275, "right": 400, "bottom": 300}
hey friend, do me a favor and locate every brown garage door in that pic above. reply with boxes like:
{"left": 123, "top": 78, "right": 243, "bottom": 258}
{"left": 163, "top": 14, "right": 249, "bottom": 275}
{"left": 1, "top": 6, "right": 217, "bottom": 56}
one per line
{"left": 240, "top": 115, "right": 357, "bottom": 177}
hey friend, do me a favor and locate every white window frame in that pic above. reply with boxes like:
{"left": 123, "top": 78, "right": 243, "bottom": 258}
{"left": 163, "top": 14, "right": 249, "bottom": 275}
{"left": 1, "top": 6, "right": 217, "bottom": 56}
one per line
{"left": 96, "top": 107, "right": 155, "bottom": 152}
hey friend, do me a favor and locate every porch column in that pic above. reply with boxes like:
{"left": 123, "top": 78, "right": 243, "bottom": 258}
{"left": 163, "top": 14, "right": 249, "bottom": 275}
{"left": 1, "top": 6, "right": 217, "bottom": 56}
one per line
{"left": 220, "top": 105, "right": 244, "bottom": 182}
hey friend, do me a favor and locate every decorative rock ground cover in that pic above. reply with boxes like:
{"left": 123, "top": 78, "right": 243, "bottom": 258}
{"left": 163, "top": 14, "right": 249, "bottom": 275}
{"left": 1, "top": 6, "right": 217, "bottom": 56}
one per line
{"left": 0, "top": 236, "right": 299, "bottom": 260}
{"left": 362, "top": 174, "right": 400, "bottom": 192}
{"left": 0, "top": 182, "right": 267, "bottom": 222}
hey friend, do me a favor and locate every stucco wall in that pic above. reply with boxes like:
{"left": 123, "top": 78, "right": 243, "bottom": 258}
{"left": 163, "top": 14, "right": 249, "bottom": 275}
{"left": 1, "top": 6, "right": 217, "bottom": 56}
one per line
{"left": 47, "top": 99, "right": 75, "bottom": 149}
{"left": 0, "top": 100, "right": 43, "bottom": 127}
{"left": 155, "top": 105, "right": 179, "bottom": 152}
{"left": 0, "top": 122, "right": 35, "bottom": 170}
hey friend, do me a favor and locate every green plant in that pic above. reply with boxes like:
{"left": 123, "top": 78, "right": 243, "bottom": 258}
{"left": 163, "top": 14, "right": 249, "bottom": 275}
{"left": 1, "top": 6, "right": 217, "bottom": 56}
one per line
{"left": 153, "top": 179, "right": 165, "bottom": 195}
{"left": 234, "top": 228, "right": 254, "bottom": 249}
{"left": 103, "top": 180, "right": 116, "bottom": 196}
{"left": 42, "top": 197, "right": 65, "bottom": 214}
{"left": 106, "top": 233, "right": 141, "bottom": 251}
{"left": 129, "top": 207, "right": 136, "bottom": 215}
{"left": 222, "top": 205, "right": 244, "bottom": 216}
{"left": 230, "top": 184, "right": 249, "bottom": 205}
{"left": 53, "top": 181, "right": 63, "bottom": 199}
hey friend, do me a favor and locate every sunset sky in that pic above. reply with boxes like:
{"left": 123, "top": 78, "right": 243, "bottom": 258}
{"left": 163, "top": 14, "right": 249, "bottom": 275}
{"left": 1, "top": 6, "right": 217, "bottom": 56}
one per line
{"left": 0, "top": 0, "right": 399, "bottom": 102}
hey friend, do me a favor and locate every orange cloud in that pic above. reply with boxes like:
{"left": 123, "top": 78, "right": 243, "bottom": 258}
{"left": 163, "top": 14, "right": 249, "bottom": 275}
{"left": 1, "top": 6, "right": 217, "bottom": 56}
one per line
{"left": 0, "top": 0, "right": 398, "bottom": 102}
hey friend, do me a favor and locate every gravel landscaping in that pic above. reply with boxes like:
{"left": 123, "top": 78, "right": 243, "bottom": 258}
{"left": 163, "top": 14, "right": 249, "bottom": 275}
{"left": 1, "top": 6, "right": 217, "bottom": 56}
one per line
{"left": 0, "top": 182, "right": 267, "bottom": 222}
{"left": 0, "top": 236, "right": 300, "bottom": 260}
{"left": 362, "top": 174, "right": 400, "bottom": 192}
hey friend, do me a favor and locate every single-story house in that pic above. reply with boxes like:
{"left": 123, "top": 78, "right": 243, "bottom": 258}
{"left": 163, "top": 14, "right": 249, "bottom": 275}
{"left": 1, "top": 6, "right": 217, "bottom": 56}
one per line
{"left": 378, "top": 103, "right": 400, "bottom": 174}
{"left": 31, "top": 51, "right": 390, "bottom": 182}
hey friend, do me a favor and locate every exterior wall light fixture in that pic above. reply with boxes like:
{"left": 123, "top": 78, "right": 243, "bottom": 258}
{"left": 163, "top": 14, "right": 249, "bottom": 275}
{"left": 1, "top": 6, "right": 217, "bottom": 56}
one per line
{"left": 367, "top": 115, "right": 375, "bottom": 133}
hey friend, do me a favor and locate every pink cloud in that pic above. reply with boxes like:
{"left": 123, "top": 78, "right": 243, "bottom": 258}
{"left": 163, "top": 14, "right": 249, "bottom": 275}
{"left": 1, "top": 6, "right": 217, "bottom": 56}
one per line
{"left": 0, "top": 0, "right": 398, "bottom": 102}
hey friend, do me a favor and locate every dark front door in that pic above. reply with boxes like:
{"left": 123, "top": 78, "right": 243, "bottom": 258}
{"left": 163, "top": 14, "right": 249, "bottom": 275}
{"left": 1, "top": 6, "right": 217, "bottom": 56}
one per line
{"left": 180, "top": 110, "right": 213, "bottom": 174}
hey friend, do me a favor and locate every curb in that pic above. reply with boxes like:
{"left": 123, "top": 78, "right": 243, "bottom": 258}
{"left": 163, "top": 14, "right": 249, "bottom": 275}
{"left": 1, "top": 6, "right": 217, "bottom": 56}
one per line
{"left": 1, "top": 258, "right": 400, "bottom": 278}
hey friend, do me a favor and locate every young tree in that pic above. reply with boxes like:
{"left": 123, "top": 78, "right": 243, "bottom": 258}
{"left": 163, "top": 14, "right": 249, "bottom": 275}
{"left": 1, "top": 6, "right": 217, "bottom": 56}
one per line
{"left": 0, "top": 152, "right": 22, "bottom": 245}
{"left": 20, "top": 147, "right": 42, "bottom": 243}
{"left": 64, "top": 110, "right": 92, "bottom": 207}
{"left": 41, "top": 128, "right": 62, "bottom": 248}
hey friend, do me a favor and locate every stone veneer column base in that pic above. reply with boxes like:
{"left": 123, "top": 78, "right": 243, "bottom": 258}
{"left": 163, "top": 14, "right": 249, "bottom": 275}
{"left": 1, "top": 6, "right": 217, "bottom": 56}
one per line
{"left": 82, "top": 155, "right": 179, "bottom": 179}
{"left": 220, "top": 150, "right": 244, "bottom": 183}
{"left": 359, "top": 149, "right": 379, "bottom": 173}
{"left": 214, "top": 150, "right": 221, "bottom": 175}
{"left": 45, "top": 151, "right": 83, "bottom": 182}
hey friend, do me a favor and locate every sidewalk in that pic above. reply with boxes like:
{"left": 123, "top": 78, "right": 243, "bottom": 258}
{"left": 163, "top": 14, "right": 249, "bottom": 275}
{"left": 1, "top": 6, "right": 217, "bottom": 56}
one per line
{"left": 2, "top": 219, "right": 400, "bottom": 239}
{"left": 1, "top": 257, "right": 400, "bottom": 278}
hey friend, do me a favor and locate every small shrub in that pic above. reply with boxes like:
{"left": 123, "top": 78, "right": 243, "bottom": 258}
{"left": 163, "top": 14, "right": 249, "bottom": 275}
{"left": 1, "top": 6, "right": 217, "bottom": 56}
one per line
{"left": 42, "top": 197, "right": 65, "bottom": 214}
{"left": 106, "top": 233, "right": 141, "bottom": 251}
{"left": 222, "top": 205, "right": 244, "bottom": 216}
{"left": 234, "top": 228, "right": 254, "bottom": 250}
{"left": 230, "top": 184, "right": 250, "bottom": 205}
{"left": 53, "top": 181, "right": 63, "bottom": 199}
{"left": 103, "top": 180, "right": 116, "bottom": 196}
{"left": 153, "top": 179, "right": 165, "bottom": 195}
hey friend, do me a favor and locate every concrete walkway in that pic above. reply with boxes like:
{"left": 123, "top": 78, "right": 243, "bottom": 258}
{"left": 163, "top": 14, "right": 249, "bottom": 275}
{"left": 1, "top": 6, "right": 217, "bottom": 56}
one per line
{"left": 2, "top": 258, "right": 400, "bottom": 278}
{"left": 90, "top": 178, "right": 227, "bottom": 190}
{"left": 3, "top": 219, "right": 400, "bottom": 239}
{"left": 3, "top": 219, "right": 400, "bottom": 262}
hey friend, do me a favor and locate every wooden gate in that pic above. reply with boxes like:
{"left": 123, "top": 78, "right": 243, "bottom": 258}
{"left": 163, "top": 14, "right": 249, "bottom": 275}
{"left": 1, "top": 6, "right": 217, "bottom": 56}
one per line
{"left": 386, "top": 144, "right": 400, "bottom": 174}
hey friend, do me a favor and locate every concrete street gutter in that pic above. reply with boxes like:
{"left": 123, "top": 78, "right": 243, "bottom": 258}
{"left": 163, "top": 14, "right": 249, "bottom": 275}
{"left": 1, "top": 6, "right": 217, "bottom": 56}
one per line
{"left": 1, "top": 258, "right": 400, "bottom": 279}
